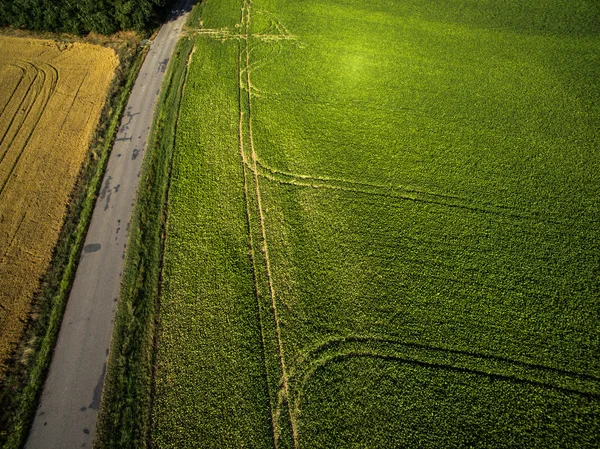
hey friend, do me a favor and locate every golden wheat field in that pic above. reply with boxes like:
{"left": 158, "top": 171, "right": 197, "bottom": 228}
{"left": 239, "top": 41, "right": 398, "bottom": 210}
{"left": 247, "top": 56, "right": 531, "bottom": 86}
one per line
{"left": 0, "top": 36, "right": 118, "bottom": 376}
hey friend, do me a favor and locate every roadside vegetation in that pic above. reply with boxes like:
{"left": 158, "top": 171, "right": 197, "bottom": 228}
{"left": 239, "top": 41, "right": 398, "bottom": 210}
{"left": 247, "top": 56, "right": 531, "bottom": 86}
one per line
{"left": 94, "top": 36, "right": 194, "bottom": 449}
{"left": 152, "top": 0, "right": 600, "bottom": 447}
{"left": 0, "top": 31, "right": 145, "bottom": 449}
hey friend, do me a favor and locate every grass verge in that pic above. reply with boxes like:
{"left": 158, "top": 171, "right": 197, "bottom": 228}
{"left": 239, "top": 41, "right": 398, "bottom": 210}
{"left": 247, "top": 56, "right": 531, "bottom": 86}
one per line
{"left": 93, "top": 36, "right": 193, "bottom": 449}
{"left": 0, "top": 37, "right": 146, "bottom": 449}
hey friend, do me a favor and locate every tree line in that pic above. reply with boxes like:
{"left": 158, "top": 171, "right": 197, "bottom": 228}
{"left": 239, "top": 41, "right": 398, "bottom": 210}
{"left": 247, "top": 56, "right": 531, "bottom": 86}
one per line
{"left": 0, "top": 0, "right": 176, "bottom": 35}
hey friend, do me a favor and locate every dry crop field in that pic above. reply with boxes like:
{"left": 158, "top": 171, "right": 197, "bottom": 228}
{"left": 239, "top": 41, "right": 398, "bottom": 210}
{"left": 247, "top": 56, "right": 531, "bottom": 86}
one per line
{"left": 0, "top": 36, "right": 117, "bottom": 376}
{"left": 148, "top": 0, "right": 599, "bottom": 447}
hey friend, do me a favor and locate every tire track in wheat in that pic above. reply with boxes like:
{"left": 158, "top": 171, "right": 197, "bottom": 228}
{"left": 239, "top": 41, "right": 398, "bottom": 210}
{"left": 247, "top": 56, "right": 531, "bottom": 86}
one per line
{"left": 0, "top": 211, "right": 27, "bottom": 266}
{"left": 0, "top": 64, "right": 26, "bottom": 119}
{"left": 56, "top": 70, "right": 89, "bottom": 134}
{"left": 0, "top": 63, "right": 59, "bottom": 198}
{"left": 0, "top": 62, "right": 40, "bottom": 163}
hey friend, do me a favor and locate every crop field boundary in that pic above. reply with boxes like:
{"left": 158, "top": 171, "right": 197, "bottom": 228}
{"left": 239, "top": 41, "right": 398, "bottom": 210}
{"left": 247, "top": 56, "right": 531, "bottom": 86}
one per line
{"left": 290, "top": 336, "right": 600, "bottom": 409}
{"left": 150, "top": 0, "right": 600, "bottom": 446}
{"left": 199, "top": 1, "right": 587, "bottom": 446}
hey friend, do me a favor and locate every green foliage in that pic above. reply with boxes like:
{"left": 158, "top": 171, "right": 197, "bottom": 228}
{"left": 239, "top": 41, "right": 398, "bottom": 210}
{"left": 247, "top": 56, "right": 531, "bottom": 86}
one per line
{"left": 0, "top": 0, "right": 175, "bottom": 35}
{"left": 154, "top": 0, "right": 600, "bottom": 447}
{"left": 151, "top": 35, "right": 275, "bottom": 449}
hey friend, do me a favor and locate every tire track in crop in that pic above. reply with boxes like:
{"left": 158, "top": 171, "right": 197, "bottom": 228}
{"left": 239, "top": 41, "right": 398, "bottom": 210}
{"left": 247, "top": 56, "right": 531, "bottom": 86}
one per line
{"left": 0, "top": 63, "right": 59, "bottom": 177}
{"left": 0, "top": 210, "right": 26, "bottom": 319}
{"left": 245, "top": 8, "right": 296, "bottom": 98}
{"left": 236, "top": 1, "right": 284, "bottom": 446}
{"left": 189, "top": 4, "right": 295, "bottom": 98}
{"left": 255, "top": 158, "right": 466, "bottom": 202}
{"left": 0, "top": 62, "right": 39, "bottom": 162}
{"left": 0, "top": 211, "right": 27, "bottom": 264}
{"left": 0, "top": 63, "right": 58, "bottom": 198}
{"left": 301, "top": 336, "right": 600, "bottom": 384}
{"left": 239, "top": 0, "right": 298, "bottom": 446}
{"left": 0, "top": 64, "right": 27, "bottom": 119}
{"left": 233, "top": 4, "right": 572, "bottom": 441}
{"left": 253, "top": 159, "right": 564, "bottom": 225}
{"left": 0, "top": 63, "right": 46, "bottom": 182}
{"left": 189, "top": 28, "right": 296, "bottom": 42}
{"left": 245, "top": 43, "right": 281, "bottom": 98}
{"left": 237, "top": 39, "right": 279, "bottom": 449}
{"left": 253, "top": 7, "right": 293, "bottom": 38}
{"left": 291, "top": 336, "right": 600, "bottom": 415}
{"left": 56, "top": 70, "right": 89, "bottom": 134}
{"left": 296, "top": 352, "right": 600, "bottom": 415}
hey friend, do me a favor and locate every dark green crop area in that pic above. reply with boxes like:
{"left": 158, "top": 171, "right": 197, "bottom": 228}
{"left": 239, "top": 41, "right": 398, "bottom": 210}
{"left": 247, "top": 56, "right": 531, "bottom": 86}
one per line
{"left": 152, "top": 0, "right": 600, "bottom": 447}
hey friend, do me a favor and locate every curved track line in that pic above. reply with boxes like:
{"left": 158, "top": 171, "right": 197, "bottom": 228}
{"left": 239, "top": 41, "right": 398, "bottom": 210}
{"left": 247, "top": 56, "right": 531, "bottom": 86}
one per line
{"left": 253, "top": 161, "right": 564, "bottom": 225}
{"left": 292, "top": 339, "right": 600, "bottom": 416}
{"left": 0, "top": 64, "right": 27, "bottom": 119}
{"left": 254, "top": 158, "right": 559, "bottom": 221}
{"left": 256, "top": 157, "right": 466, "bottom": 202}
{"left": 0, "top": 64, "right": 45, "bottom": 175}
{"left": 295, "top": 351, "right": 600, "bottom": 416}
{"left": 0, "top": 63, "right": 59, "bottom": 197}
{"left": 299, "top": 336, "right": 600, "bottom": 385}
{"left": 0, "top": 62, "right": 40, "bottom": 161}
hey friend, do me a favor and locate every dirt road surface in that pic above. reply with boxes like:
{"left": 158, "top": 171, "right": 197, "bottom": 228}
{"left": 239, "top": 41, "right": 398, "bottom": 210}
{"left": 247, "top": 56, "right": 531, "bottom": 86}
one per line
{"left": 26, "top": 1, "right": 195, "bottom": 447}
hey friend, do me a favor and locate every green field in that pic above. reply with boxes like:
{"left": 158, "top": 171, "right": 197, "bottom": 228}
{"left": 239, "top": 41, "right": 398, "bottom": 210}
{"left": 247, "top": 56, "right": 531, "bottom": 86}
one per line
{"left": 152, "top": 0, "right": 600, "bottom": 447}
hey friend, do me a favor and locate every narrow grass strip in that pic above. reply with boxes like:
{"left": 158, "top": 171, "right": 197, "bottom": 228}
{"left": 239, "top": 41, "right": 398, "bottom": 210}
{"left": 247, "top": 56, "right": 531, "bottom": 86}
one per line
{"left": 93, "top": 37, "right": 193, "bottom": 449}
